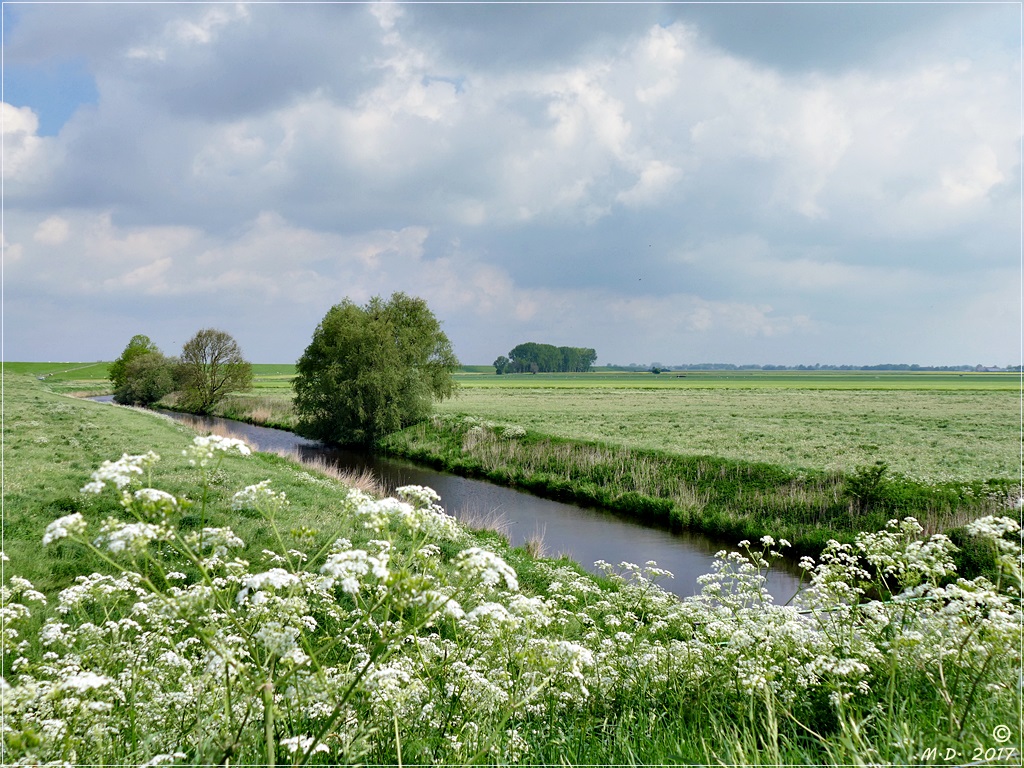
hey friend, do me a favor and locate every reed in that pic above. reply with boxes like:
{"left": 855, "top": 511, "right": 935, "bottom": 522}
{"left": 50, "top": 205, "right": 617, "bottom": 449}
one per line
{"left": 269, "top": 446, "right": 388, "bottom": 496}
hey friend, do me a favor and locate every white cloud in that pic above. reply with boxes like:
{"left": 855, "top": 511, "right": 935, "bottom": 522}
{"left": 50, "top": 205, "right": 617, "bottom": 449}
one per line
{"left": 617, "top": 160, "right": 682, "bottom": 207}
{"left": 940, "top": 145, "right": 1005, "bottom": 205}
{"left": 1, "top": 103, "right": 52, "bottom": 182}
{"left": 33, "top": 216, "right": 70, "bottom": 245}
{"left": 127, "top": 4, "right": 250, "bottom": 60}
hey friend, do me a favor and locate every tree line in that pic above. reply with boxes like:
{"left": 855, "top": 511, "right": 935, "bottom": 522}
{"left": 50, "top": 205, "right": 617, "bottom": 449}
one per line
{"left": 113, "top": 293, "right": 460, "bottom": 446}
{"left": 493, "top": 342, "right": 597, "bottom": 374}
{"left": 110, "top": 330, "right": 252, "bottom": 413}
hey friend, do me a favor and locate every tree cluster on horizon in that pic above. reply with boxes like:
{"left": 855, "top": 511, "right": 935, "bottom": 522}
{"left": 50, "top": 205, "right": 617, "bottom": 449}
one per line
{"left": 494, "top": 342, "right": 597, "bottom": 374}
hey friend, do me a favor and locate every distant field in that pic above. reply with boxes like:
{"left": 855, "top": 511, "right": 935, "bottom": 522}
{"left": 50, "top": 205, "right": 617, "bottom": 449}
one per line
{"left": 436, "top": 373, "right": 1020, "bottom": 483}
{"left": 238, "top": 369, "right": 1019, "bottom": 482}
{"left": 20, "top": 363, "right": 1019, "bottom": 483}
{"left": 453, "top": 370, "right": 1018, "bottom": 391}
{"left": 3, "top": 361, "right": 110, "bottom": 380}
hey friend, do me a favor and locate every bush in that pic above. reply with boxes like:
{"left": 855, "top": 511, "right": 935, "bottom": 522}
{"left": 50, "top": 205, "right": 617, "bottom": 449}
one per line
{"left": 113, "top": 352, "right": 176, "bottom": 406}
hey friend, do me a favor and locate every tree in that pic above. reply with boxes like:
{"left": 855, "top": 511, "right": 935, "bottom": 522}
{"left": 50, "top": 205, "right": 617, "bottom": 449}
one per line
{"left": 110, "top": 334, "right": 160, "bottom": 395}
{"left": 493, "top": 355, "right": 510, "bottom": 375}
{"left": 177, "top": 329, "right": 253, "bottom": 414}
{"left": 114, "top": 351, "right": 176, "bottom": 406}
{"left": 293, "top": 293, "right": 459, "bottom": 445}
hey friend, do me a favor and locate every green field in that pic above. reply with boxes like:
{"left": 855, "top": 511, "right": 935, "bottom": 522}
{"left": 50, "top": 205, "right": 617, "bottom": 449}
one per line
{"left": 29, "top": 363, "right": 1017, "bottom": 484}
{"left": 437, "top": 378, "right": 1019, "bottom": 483}
{"left": 454, "top": 369, "right": 1018, "bottom": 391}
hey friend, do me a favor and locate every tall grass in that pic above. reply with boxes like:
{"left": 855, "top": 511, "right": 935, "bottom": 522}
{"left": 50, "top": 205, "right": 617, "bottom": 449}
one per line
{"left": 199, "top": 393, "right": 299, "bottom": 431}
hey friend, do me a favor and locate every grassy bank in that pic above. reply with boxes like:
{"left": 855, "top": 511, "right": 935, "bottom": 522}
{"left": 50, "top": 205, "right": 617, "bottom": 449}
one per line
{"left": 379, "top": 414, "right": 1015, "bottom": 565}
{"left": 5, "top": 372, "right": 1022, "bottom": 765}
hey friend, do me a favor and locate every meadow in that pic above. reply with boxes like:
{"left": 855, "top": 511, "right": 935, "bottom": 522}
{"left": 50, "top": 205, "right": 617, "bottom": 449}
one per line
{"left": 2, "top": 369, "right": 1021, "bottom": 765}
{"left": 35, "top": 362, "right": 1018, "bottom": 556}
{"left": 148, "top": 366, "right": 1021, "bottom": 483}
{"left": 437, "top": 373, "right": 1019, "bottom": 483}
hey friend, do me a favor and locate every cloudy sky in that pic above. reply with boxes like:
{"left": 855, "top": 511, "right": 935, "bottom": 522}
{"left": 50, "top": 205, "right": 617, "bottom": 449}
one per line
{"left": 3, "top": 2, "right": 1020, "bottom": 366}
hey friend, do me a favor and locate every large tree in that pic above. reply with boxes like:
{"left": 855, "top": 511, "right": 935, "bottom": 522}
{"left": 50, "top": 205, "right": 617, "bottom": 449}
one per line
{"left": 294, "top": 293, "right": 459, "bottom": 445}
{"left": 177, "top": 329, "right": 253, "bottom": 414}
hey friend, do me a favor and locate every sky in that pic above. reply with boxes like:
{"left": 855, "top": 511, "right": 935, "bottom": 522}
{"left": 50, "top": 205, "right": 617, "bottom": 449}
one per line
{"left": 2, "top": 2, "right": 1020, "bottom": 367}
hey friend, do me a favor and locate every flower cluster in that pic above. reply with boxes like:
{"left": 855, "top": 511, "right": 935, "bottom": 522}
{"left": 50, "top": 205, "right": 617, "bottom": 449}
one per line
{"left": 80, "top": 450, "right": 159, "bottom": 494}
{"left": 7, "top": 441, "right": 1021, "bottom": 766}
{"left": 183, "top": 434, "right": 251, "bottom": 467}
{"left": 231, "top": 479, "right": 288, "bottom": 512}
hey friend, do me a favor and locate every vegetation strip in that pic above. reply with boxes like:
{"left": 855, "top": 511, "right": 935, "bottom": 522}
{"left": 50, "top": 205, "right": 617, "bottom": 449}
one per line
{"left": 379, "top": 414, "right": 1015, "bottom": 572}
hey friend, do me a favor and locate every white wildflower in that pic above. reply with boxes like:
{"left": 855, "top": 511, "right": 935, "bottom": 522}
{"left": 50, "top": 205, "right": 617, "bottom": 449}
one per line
{"left": 254, "top": 621, "right": 300, "bottom": 657}
{"left": 396, "top": 484, "right": 441, "bottom": 509}
{"left": 454, "top": 547, "right": 519, "bottom": 591}
{"left": 141, "top": 753, "right": 188, "bottom": 767}
{"left": 183, "top": 434, "right": 251, "bottom": 467}
{"left": 185, "top": 527, "right": 245, "bottom": 558}
{"left": 237, "top": 568, "right": 301, "bottom": 603}
{"left": 320, "top": 549, "right": 390, "bottom": 594}
{"left": 60, "top": 670, "right": 114, "bottom": 692}
{"left": 42, "top": 512, "right": 87, "bottom": 546}
{"left": 280, "top": 735, "right": 329, "bottom": 756}
{"left": 94, "top": 519, "right": 168, "bottom": 554}
{"left": 231, "top": 480, "right": 287, "bottom": 511}
{"left": 81, "top": 451, "right": 159, "bottom": 493}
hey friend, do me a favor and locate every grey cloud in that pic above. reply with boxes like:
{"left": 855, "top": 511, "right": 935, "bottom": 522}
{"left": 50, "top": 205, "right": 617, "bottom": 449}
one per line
{"left": 400, "top": 3, "right": 663, "bottom": 70}
{"left": 667, "top": 3, "right": 1003, "bottom": 74}
{"left": 118, "top": 6, "right": 387, "bottom": 121}
{"left": 3, "top": 5, "right": 180, "bottom": 65}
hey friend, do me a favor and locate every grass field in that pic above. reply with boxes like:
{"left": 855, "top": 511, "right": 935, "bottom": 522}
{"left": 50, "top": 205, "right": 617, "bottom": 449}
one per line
{"left": 23, "top": 363, "right": 1017, "bottom": 484}
{"left": 437, "top": 381, "right": 1020, "bottom": 483}
{"left": 454, "top": 370, "right": 1019, "bottom": 391}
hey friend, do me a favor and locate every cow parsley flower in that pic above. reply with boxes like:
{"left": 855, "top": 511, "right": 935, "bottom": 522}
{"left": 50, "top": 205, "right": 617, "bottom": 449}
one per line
{"left": 183, "top": 434, "right": 251, "bottom": 467}
{"left": 281, "top": 735, "right": 330, "bottom": 756}
{"left": 320, "top": 549, "right": 390, "bottom": 594}
{"left": 42, "top": 513, "right": 87, "bottom": 546}
{"left": 81, "top": 451, "right": 159, "bottom": 493}
{"left": 236, "top": 568, "right": 301, "bottom": 604}
{"left": 60, "top": 670, "right": 114, "bottom": 692}
{"left": 231, "top": 480, "right": 287, "bottom": 511}
{"left": 124, "top": 488, "right": 180, "bottom": 521}
{"left": 254, "top": 620, "right": 300, "bottom": 657}
{"left": 453, "top": 547, "right": 519, "bottom": 591}
{"left": 94, "top": 519, "right": 170, "bottom": 555}
{"left": 185, "top": 527, "right": 245, "bottom": 558}
{"left": 396, "top": 484, "right": 441, "bottom": 509}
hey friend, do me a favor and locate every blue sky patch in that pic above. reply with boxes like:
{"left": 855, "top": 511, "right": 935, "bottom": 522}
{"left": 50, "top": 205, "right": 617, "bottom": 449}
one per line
{"left": 4, "top": 57, "right": 98, "bottom": 136}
